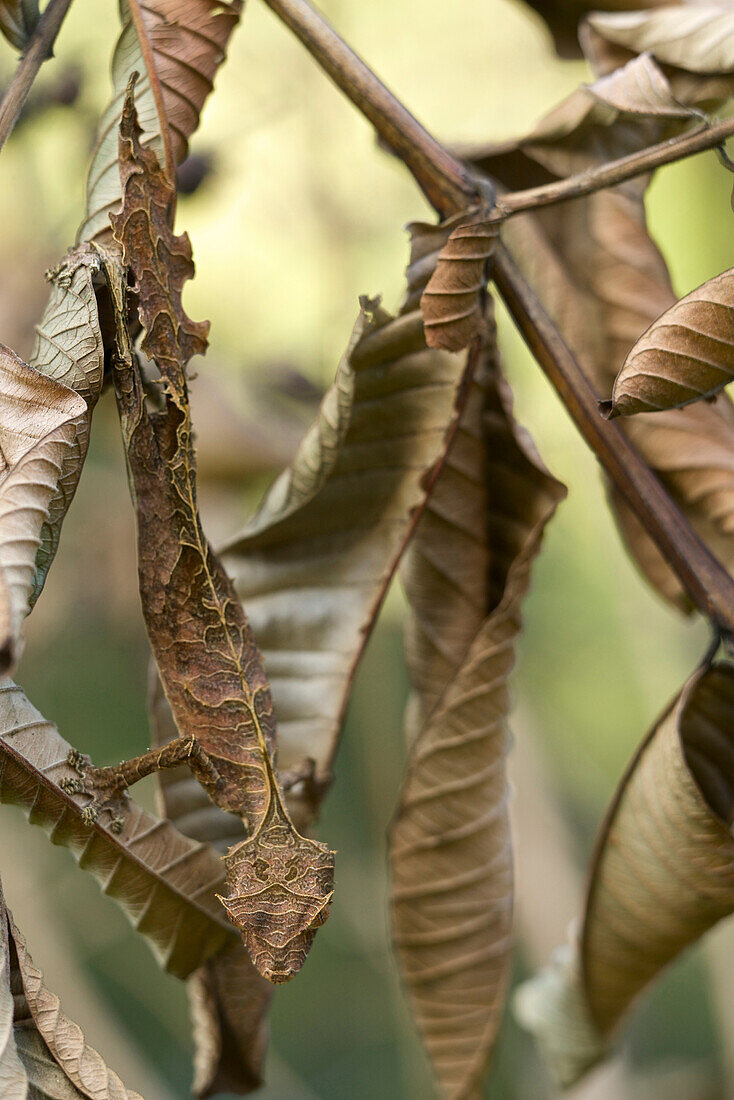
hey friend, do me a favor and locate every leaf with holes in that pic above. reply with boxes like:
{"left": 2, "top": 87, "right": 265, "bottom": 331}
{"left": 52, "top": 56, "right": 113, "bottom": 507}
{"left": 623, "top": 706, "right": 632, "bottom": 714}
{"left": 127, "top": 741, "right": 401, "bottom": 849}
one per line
{"left": 390, "top": 303, "right": 565, "bottom": 1100}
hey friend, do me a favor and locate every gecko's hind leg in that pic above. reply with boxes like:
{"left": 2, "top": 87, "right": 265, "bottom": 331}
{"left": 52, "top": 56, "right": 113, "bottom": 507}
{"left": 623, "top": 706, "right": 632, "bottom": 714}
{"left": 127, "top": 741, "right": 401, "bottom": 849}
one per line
{"left": 59, "top": 737, "right": 225, "bottom": 832}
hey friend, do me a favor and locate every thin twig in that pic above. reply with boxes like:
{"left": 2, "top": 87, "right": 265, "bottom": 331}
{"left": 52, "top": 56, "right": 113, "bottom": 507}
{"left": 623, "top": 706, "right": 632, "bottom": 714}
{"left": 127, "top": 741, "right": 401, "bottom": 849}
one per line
{"left": 0, "top": 0, "right": 74, "bottom": 154}
{"left": 261, "top": 0, "right": 478, "bottom": 216}
{"left": 493, "top": 242, "right": 734, "bottom": 637}
{"left": 493, "top": 115, "right": 734, "bottom": 222}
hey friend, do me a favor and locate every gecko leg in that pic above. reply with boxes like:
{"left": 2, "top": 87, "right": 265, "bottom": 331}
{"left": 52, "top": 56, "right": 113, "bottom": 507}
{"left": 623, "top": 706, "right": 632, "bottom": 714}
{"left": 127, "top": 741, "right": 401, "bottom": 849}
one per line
{"left": 60, "top": 737, "right": 225, "bottom": 831}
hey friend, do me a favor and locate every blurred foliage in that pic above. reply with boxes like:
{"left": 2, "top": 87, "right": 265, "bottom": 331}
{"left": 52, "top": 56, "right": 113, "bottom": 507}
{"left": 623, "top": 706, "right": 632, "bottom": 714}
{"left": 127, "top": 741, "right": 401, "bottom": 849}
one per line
{"left": 1, "top": 0, "right": 734, "bottom": 1097}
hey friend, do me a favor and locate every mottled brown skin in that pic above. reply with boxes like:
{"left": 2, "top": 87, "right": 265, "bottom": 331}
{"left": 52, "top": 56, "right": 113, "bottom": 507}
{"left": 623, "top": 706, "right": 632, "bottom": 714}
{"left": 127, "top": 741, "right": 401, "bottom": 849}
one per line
{"left": 70, "top": 77, "right": 335, "bottom": 983}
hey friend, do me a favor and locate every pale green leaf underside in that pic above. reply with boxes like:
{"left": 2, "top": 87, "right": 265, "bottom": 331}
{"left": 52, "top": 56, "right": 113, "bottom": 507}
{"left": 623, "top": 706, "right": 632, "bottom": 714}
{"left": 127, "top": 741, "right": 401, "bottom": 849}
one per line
{"left": 78, "top": 0, "right": 242, "bottom": 243}
{"left": 28, "top": 247, "right": 105, "bottom": 607}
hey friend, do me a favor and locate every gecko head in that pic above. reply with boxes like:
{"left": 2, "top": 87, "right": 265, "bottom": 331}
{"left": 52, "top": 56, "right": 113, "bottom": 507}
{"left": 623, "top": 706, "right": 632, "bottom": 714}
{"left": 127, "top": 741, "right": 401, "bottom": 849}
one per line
{"left": 218, "top": 823, "right": 335, "bottom": 983}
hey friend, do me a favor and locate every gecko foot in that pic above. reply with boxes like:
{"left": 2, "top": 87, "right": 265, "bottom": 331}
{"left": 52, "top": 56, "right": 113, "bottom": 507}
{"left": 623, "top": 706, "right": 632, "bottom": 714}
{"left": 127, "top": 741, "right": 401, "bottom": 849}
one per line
{"left": 62, "top": 751, "right": 127, "bottom": 832}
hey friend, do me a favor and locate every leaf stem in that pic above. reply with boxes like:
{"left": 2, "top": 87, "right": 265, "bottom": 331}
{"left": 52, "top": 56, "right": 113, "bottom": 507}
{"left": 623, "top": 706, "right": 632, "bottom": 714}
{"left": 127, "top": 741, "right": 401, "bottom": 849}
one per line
{"left": 0, "top": 0, "right": 73, "bottom": 154}
{"left": 493, "top": 242, "right": 734, "bottom": 637}
{"left": 260, "top": 0, "right": 478, "bottom": 215}
{"left": 493, "top": 116, "right": 734, "bottom": 222}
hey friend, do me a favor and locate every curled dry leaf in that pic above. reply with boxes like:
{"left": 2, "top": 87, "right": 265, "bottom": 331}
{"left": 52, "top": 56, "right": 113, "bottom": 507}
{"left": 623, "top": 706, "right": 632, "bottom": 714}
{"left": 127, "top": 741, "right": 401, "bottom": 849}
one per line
{"left": 469, "top": 52, "right": 734, "bottom": 612}
{"left": 517, "top": 662, "right": 734, "bottom": 1087}
{"left": 581, "top": 5, "right": 734, "bottom": 107}
{"left": 582, "top": 661, "right": 734, "bottom": 1036}
{"left": 586, "top": 50, "right": 694, "bottom": 118}
{"left": 0, "top": 345, "right": 87, "bottom": 673}
{"left": 604, "top": 268, "right": 734, "bottom": 416}
{"left": 0, "top": 0, "right": 38, "bottom": 50}
{"left": 150, "top": 675, "right": 272, "bottom": 1098}
{"left": 220, "top": 227, "right": 474, "bottom": 830}
{"left": 390, "top": 303, "right": 565, "bottom": 1100}
{"left": 8, "top": 913, "right": 143, "bottom": 1100}
{"left": 28, "top": 245, "right": 105, "bottom": 608}
{"left": 109, "top": 84, "right": 333, "bottom": 983}
{"left": 0, "top": 680, "right": 236, "bottom": 978}
{"left": 418, "top": 208, "right": 498, "bottom": 353}
{"left": 78, "top": 0, "right": 242, "bottom": 242}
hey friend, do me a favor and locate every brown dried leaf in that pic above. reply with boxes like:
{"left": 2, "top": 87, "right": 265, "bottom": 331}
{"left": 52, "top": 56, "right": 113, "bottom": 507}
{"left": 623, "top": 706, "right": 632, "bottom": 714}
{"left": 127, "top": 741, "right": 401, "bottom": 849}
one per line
{"left": 604, "top": 268, "right": 734, "bottom": 416}
{"left": 0, "top": 0, "right": 37, "bottom": 50}
{"left": 390, "top": 306, "right": 565, "bottom": 1100}
{"left": 110, "top": 84, "right": 333, "bottom": 983}
{"left": 517, "top": 0, "right": 669, "bottom": 60}
{"left": 516, "top": 662, "right": 734, "bottom": 1086}
{"left": 79, "top": 0, "right": 242, "bottom": 242}
{"left": 469, "top": 69, "right": 734, "bottom": 612}
{"left": 221, "top": 233, "right": 474, "bottom": 829}
{"left": 419, "top": 208, "right": 498, "bottom": 352}
{"left": 0, "top": 679, "right": 236, "bottom": 978}
{"left": 150, "top": 675, "right": 272, "bottom": 1097}
{"left": 581, "top": 661, "right": 734, "bottom": 1037}
{"left": 587, "top": 51, "right": 694, "bottom": 118}
{"left": 0, "top": 344, "right": 87, "bottom": 673}
{"left": 8, "top": 913, "right": 143, "bottom": 1100}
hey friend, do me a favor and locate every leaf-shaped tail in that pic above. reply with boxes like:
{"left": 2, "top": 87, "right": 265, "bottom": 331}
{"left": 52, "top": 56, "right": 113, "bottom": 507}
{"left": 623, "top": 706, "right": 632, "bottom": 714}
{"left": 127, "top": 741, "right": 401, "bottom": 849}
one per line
{"left": 390, "top": 300, "right": 565, "bottom": 1100}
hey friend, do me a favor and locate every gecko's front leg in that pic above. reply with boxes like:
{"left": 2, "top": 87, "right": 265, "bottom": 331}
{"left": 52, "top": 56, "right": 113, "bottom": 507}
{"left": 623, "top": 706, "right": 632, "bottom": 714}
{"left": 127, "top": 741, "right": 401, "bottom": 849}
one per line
{"left": 60, "top": 737, "right": 225, "bottom": 831}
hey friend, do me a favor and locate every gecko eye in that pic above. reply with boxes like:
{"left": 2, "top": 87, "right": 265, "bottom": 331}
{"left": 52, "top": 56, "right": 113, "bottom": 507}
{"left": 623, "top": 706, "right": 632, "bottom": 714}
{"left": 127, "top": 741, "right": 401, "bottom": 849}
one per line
{"left": 254, "top": 858, "right": 269, "bottom": 880}
{"left": 285, "top": 863, "right": 298, "bottom": 882}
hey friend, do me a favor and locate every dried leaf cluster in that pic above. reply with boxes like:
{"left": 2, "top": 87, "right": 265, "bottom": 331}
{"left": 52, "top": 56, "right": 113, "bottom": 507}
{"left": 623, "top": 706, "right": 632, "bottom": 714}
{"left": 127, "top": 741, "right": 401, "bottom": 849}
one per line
{"left": 2, "top": 0, "right": 734, "bottom": 1097}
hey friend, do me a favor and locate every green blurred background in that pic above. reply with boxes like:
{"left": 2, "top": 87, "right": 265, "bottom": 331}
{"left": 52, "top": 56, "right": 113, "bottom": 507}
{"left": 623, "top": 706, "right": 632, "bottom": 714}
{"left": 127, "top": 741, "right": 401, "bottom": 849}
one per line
{"left": 1, "top": 1, "right": 733, "bottom": 1096}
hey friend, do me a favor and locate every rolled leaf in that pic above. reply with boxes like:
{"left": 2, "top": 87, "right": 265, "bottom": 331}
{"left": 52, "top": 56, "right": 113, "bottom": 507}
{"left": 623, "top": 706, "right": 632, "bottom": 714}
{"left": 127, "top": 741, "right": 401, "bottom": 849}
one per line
{"left": 604, "top": 269, "right": 734, "bottom": 416}
{"left": 582, "top": 661, "right": 734, "bottom": 1036}
{"left": 149, "top": 675, "right": 272, "bottom": 1097}
{"left": 0, "top": 345, "right": 87, "bottom": 672}
{"left": 78, "top": 0, "right": 242, "bottom": 242}
{"left": 418, "top": 208, "right": 497, "bottom": 353}
{"left": 0, "top": 680, "right": 236, "bottom": 978}
{"left": 518, "top": 662, "right": 734, "bottom": 1086}
{"left": 220, "top": 227, "right": 474, "bottom": 828}
{"left": 390, "top": 304, "right": 565, "bottom": 1099}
